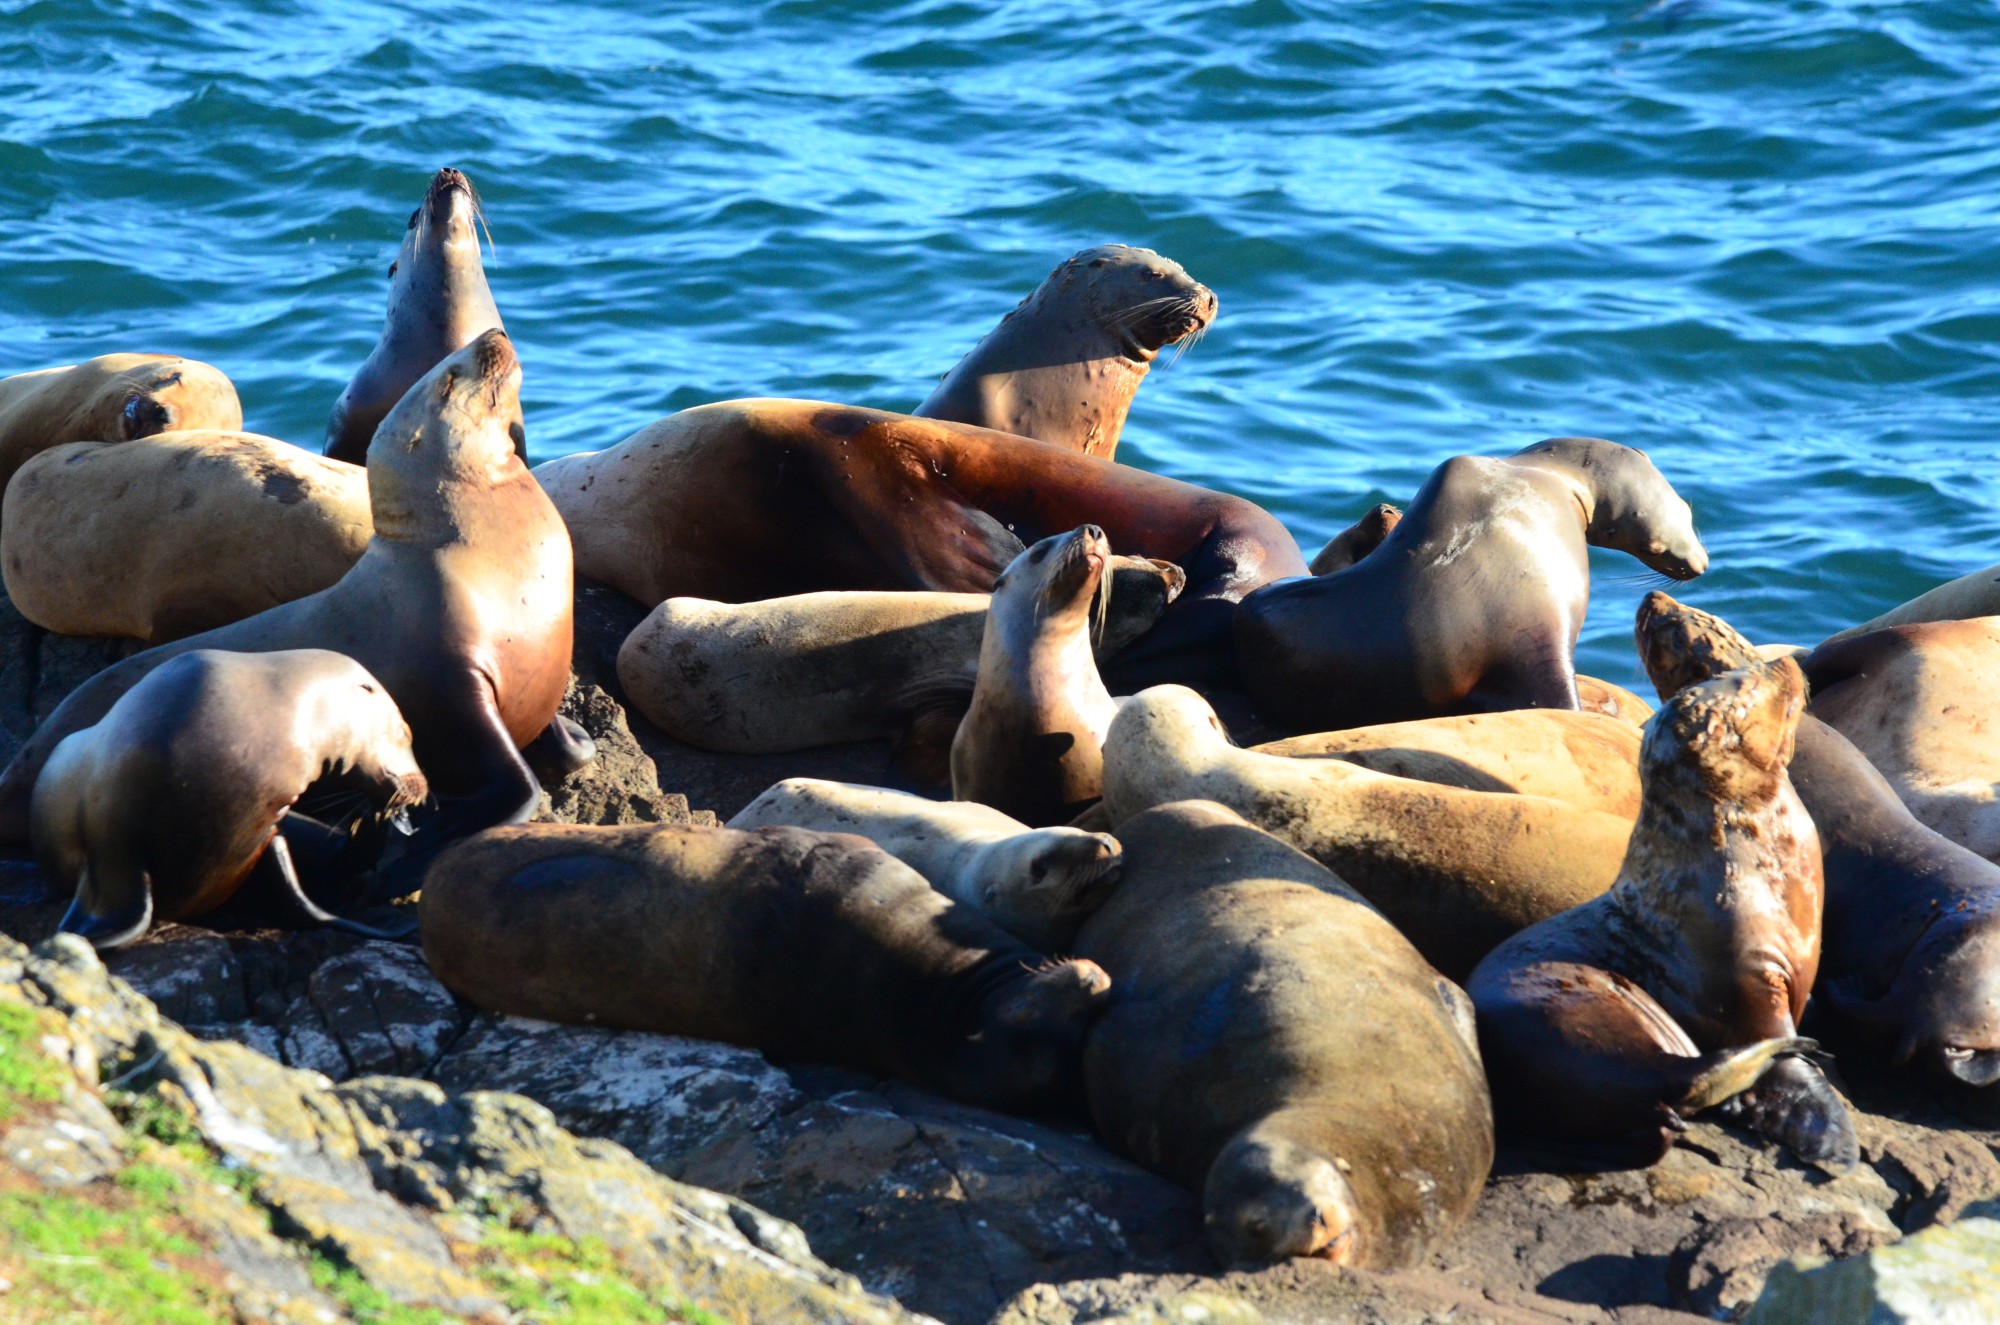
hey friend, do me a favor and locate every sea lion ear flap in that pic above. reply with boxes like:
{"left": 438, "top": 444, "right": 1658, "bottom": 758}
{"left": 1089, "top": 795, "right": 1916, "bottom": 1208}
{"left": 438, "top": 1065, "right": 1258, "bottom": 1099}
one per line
{"left": 992, "top": 959, "right": 1112, "bottom": 1031}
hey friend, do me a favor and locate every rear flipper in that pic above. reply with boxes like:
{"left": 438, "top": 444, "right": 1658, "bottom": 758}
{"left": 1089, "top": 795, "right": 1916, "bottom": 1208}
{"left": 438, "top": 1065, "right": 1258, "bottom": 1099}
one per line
{"left": 1714, "top": 1050, "right": 1859, "bottom": 1173}
{"left": 525, "top": 715, "right": 597, "bottom": 784}
{"left": 58, "top": 863, "right": 154, "bottom": 951}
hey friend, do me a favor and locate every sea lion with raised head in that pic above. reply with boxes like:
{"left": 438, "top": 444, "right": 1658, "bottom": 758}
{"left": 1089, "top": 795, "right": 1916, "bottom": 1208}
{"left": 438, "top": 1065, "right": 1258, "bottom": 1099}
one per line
{"left": 1307, "top": 503, "right": 1402, "bottom": 575}
{"left": 420, "top": 821, "right": 1112, "bottom": 1115}
{"left": 0, "top": 331, "right": 581, "bottom": 879}
{"left": 728, "top": 777, "right": 1122, "bottom": 950}
{"left": 533, "top": 402, "right": 1306, "bottom": 683}
{"left": 1468, "top": 655, "right": 1856, "bottom": 1171}
{"left": 34, "top": 649, "right": 427, "bottom": 949}
{"left": 914, "top": 244, "right": 1216, "bottom": 460}
{"left": 1100, "top": 685, "right": 1637, "bottom": 979}
{"left": 1236, "top": 437, "right": 1706, "bottom": 733}
{"left": 1636, "top": 591, "right": 2000, "bottom": 1089}
{"left": 3, "top": 432, "right": 371, "bottom": 643}
{"left": 0, "top": 353, "right": 241, "bottom": 501}
{"left": 1798, "top": 617, "right": 2000, "bottom": 861}
{"left": 616, "top": 555, "right": 1183, "bottom": 755}
{"left": 952, "top": 526, "right": 1120, "bottom": 826}
{"left": 1076, "top": 800, "right": 1492, "bottom": 1267}
{"left": 324, "top": 168, "right": 508, "bottom": 465}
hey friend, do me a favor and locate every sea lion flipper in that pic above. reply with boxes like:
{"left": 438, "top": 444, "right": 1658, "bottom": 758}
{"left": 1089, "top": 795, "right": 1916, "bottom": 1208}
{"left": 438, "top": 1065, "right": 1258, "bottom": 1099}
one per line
{"left": 1673, "top": 1035, "right": 1819, "bottom": 1113}
{"left": 58, "top": 860, "right": 154, "bottom": 951}
{"left": 244, "top": 834, "right": 415, "bottom": 941}
{"left": 525, "top": 715, "right": 597, "bottom": 782}
{"left": 1715, "top": 1051, "right": 1859, "bottom": 1172}
{"left": 814, "top": 434, "right": 1026, "bottom": 592}
{"left": 377, "top": 698, "right": 543, "bottom": 896}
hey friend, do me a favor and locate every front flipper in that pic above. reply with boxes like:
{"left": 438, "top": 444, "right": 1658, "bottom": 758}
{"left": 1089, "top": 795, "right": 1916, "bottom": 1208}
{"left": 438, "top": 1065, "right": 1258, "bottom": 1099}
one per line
{"left": 1715, "top": 1051, "right": 1859, "bottom": 1173}
{"left": 809, "top": 424, "right": 1026, "bottom": 591}
{"left": 212, "top": 834, "right": 417, "bottom": 941}
{"left": 374, "top": 697, "right": 543, "bottom": 898}
{"left": 58, "top": 858, "right": 155, "bottom": 951}
{"left": 525, "top": 714, "right": 597, "bottom": 784}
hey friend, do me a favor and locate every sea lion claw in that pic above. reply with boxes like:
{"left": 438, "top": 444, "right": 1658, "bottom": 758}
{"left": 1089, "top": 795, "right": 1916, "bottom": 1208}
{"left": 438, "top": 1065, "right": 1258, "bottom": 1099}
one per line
{"left": 1717, "top": 1054, "right": 1859, "bottom": 1173}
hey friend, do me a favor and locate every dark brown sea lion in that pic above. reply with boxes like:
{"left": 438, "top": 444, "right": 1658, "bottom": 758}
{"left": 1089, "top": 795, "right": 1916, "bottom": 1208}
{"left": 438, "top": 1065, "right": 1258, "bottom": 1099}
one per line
{"left": 324, "top": 168, "right": 508, "bottom": 465}
{"left": 0, "top": 331, "right": 580, "bottom": 879}
{"left": 1236, "top": 437, "right": 1706, "bottom": 733}
{"left": 1636, "top": 591, "right": 2000, "bottom": 1089}
{"left": 1468, "top": 654, "right": 1854, "bottom": 1171}
{"left": 914, "top": 244, "right": 1216, "bottom": 460}
{"left": 1307, "top": 502, "right": 1402, "bottom": 575}
{"left": 1076, "top": 800, "right": 1492, "bottom": 1267}
{"left": 534, "top": 401, "right": 1306, "bottom": 681}
{"left": 952, "top": 526, "right": 1120, "bottom": 826}
{"left": 419, "top": 822, "right": 1112, "bottom": 1115}
{"left": 0, "top": 353, "right": 241, "bottom": 501}
{"left": 34, "top": 649, "right": 427, "bottom": 949}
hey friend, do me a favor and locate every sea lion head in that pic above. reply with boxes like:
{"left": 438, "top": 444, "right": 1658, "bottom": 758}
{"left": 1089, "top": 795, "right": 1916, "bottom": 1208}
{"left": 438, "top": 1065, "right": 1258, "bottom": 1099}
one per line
{"left": 1634, "top": 590, "right": 1761, "bottom": 699}
{"left": 1205, "top": 1127, "right": 1361, "bottom": 1267}
{"left": 1881, "top": 917, "right": 2000, "bottom": 1086}
{"left": 1522, "top": 438, "right": 1707, "bottom": 580}
{"left": 953, "top": 956, "right": 1113, "bottom": 1113}
{"left": 992, "top": 523, "right": 1113, "bottom": 634}
{"left": 1060, "top": 244, "right": 1217, "bottom": 361}
{"left": 366, "top": 328, "right": 524, "bottom": 542}
{"left": 114, "top": 358, "right": 242, "bottom": 441}
{"left": 1641, "top": 654, "right": 1805, "bottom": 809}
{"left": 974, "top": 828, "right": 1123, "bottom": 950}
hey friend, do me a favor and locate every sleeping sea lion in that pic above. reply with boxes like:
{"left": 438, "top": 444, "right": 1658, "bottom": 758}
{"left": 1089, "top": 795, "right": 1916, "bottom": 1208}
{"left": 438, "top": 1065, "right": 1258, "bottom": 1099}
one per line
{"left": 419, "top": 821, "right": 1112, "bottom": 1115}
{"left": 727, "top": 777, "right": 1122, "bottom": 950}
{"left": 533, "top": 402, "right": 1306, "bottom": 683}
{"left": 1577, "top": 675, "right": 1657, "bottom": 725}
{"left": 3, "top": 432, "right": 371, "bottom": 642}
{"left": 914, "top": 244, "right": 1215, "bottom": 460}
{"left": 952, "top": 526, "right": 1120, "bottom": 826}
{"left": 1236, "top": 437, "right": 1706, "bottom": 733}
{"left": 616, "top": 555, "right": 1183, "bottom": 755}
{"left": 0, "top": 331, "right": 579, "bottom": 879}
{"left": 35, "top": 649, "right": 426, "bottom": 949}
{"left": 1636, "top": 591, "right": 2000, "bottom": 1088}
{"left": 0, "top": 353, "right": 241, "bottom": 502}
{"left": 1468, "top": 655, "right": 1855, "bottom": 1171}
{"left": 1076, "top": 800, "right": 1492, "bottom": 1267}
{"left": 325, "top": 168, "right": 508, "bottom": 465}
{"left": 1799, "top": 618, "right": 2000, "bottom": 861}
{"left": 1100, "top": 685, "right": 1636, "bottom": 979}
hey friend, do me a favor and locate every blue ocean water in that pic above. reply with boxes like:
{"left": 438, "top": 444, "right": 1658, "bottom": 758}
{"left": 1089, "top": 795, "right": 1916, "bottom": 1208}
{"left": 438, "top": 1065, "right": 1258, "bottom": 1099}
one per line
{"left": 3, "top": 0, "right": 1996, "bottom": 682}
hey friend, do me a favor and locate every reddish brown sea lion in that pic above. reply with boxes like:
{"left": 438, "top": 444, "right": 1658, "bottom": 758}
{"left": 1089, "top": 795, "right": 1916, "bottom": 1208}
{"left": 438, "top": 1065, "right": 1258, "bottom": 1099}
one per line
{"left": 914, "top": 244, "right": 1216, "bottom": 460}
{"left": 0, "top": 353, "right": 241, "bottom": 502}
{"left": 1307, "top": 502, "right": 1402, "bottom": 575}
{"left": 324, "top": 168, "right": 508, "bottom": 465}
{"left": 0, "top": 331, "right": 579, "bottom": 878}
{"left": 1076, "top": 800, "right": 1492, "bottom": 1267}
{"left": 35, "top": 649, "right": 426, "bottom": 949}
{"left": 534, "top": 402, "right": 1307, "bottom": 680}
{"left": 1235, "top": 437, "right": 1706, "bottom": 733}
{"left": 1468, "top": 654, "right": 1855, "bottom": 1170}
{"left": 1636, "top": 591, "right": 2000, "bottom": 1089}
{"left": 419, "top": 822, "right": 1112, "bottom": 1115}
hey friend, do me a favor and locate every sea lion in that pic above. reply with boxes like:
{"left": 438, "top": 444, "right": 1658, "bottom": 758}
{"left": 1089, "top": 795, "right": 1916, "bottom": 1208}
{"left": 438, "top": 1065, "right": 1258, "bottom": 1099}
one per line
{"left": 913, "top": 244, "right": 1216, "bottom": 460}
{"left": 1254, "top": 708, "right": 1643, "bottom": 818}
{"left": 1823, "top": 563, "right": 2000, "bottom": 643}
{"left": 1636, "top": 591, "right": 2000, "bottom": 1088}
{"left": 0, "top": 331, "right": 579, "bottom": 878}
{"left": 1799, "top": 618, "right": 2000, "bottom": 861}
{"left": 324, "top": 168, "right": 507, "bottom": 465}
{"left": 1307, "top": 503, "right": 1402, "bottom": 575}
{"left": 1075, "top": 800, "right": 1492, "bottom": 1267}
{"left": 1468, "top": 655, "right": 1856, "bottom": 1170}
{"left": 1577, "top": 675, "right": 1657, "bottom": 725}
{"left": 0, "top": 353, "right": 241, "bottom": 502}
{"left": 616, "top": 555, "right": 1184, "bottom": 755}
{"left": 34, "top": 649, "right": 427, "bottom": 949}
{"left": 952, "top": 526, "right": 1120, "bottom": 826}
{"left": 533, "top": 401, "right": 1306, "bottom": 682}
{"left": 1236, "top": 437, "right": 1706, "bottom": 733}
{"left": 419, "top": 822, "right": 1112, "bottom": 1115}
{"left": 727, "top": 777, "right": 1122, "bottom": 950}
{"left": 1099, "top": 685, "right": 1636, "bottom": 979}
{"left": 3, "top": 432, "right": 371, "bottom": 643}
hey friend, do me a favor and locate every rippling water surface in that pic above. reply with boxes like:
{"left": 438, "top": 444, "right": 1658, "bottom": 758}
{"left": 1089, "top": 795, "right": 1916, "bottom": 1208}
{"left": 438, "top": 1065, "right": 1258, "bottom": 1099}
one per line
{"left": 4, "top": 0, "right": 1997, "bottom": 680}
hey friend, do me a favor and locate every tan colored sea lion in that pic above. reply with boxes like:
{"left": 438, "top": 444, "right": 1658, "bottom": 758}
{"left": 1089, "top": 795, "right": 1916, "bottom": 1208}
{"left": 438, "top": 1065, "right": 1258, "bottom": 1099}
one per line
{"left": 1076, "top": 800, "right": 1492, "bottom": 1267}
{"left": 325, "top": 168, "right": 508, "bottom": 465}
{"left": 1100, "top": 685, "right": 1636, "bottom": 979}
{"left": 914, "top": 244, "right": 1216, "bottom": 460}
{"left": 35, "top": 649, "right": 427, "bottom": 949}
{"left": 0, "top": 331, "right": 579, "bottom": 880}
{"left": 0, "top": 353, "right": 241, "bottom": 501}
{"left": 1236, "top": 437, "right": 1706, "bottom": 733}
{"left": 533, "top": 402, "right": 1306, "bottom": 682}
{"left": 1800, "top": 618, "right": 2000, "bottom": 861}
{"left": 1470, "top": 655, "right": 1855, "bottom": 1170}
{"left": 419, "top": 822, "right": 1112, "bottom": 1115}
{"left": 952, "top": 526, "right": 1120, "bottom": 826}
{"left": 3, "top": 432, "right": 371, "bottom": 643}
{"left": 1823, "top": 564, "right": 2000, "bottom": 643}
{"left": 1577, "top": 675, "right": 1657, "bottom": 725}
{"left": 1307, "top": 503, "right": 1402, "bottom": 575}
{"left": 727, "top": 778, "right": 1122, "bottom": 950}
{"left": 616, "top": 555, "right": 1183, "bottom": 755}
{"left": 1637, "top": 591, "right": 2000, "bottom": 1088}
{"left": 1253, "top": 708, "right": 1643, "bottom": 818}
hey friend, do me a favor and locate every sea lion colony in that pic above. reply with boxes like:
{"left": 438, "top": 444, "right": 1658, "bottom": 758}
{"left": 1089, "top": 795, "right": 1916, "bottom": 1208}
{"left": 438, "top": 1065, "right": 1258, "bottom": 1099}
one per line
{"left": 1, "top": 165, "right": 1994, "bottom": 1273}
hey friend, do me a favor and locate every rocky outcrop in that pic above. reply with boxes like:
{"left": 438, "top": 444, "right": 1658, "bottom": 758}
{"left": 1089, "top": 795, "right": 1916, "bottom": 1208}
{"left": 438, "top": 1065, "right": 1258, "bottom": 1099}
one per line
{"left": 1745, "top": 1199, "right": 2000, "bottom": 1323}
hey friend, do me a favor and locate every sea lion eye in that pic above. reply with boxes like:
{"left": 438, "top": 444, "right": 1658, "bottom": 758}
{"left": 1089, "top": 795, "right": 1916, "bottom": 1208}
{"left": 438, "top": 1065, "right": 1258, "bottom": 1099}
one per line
{"left": 406, "top": 209, "right": 419, "bottom": 229}
{"left": 387, "top": 261, "right": 399, "bottom": 280}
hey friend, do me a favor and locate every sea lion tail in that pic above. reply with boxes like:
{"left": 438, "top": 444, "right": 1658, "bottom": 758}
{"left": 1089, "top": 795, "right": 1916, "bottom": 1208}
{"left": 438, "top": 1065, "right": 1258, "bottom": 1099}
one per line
{"left": 1673, "top": 1035, "right": 1820, "bottom": 1115}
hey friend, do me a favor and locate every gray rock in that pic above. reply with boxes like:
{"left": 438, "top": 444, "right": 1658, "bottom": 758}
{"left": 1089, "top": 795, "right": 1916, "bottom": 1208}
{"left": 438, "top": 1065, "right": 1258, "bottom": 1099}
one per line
{"left": 273, "top": 941, "right": 463, "bottom": 1080}
{"left": 1745, "top": 1200, "right": 2000, "bottom": 1324}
